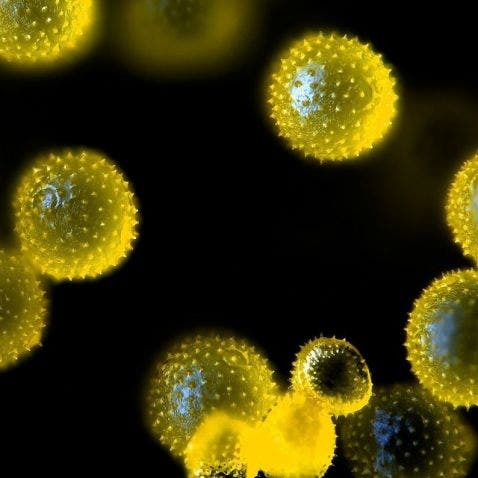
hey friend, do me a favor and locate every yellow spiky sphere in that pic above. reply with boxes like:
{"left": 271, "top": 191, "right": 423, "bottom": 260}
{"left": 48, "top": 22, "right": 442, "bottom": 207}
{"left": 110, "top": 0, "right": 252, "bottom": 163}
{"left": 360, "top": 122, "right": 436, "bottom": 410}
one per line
{"left": 267, "top": 32, "right": 397, "bottom": 161}
{"left": 291, "top": 337, "right": 372, "bottom": 416}
{"left": 0, "top": 0, "right": 96, "bottom": 66}
{"left": 406, "top": 269, "right": 478, "bottom": 407}
{"left": 0, "top": 250, "right": 47, "bottom": 370}
{"left": 144, "top": 334, "right": 279, "bottom": 458}
{"left": 446, "top": 152, "right": 478, "bottom": 262}
{"left": 118, "top": 0, "right": 258, "bottom": 77}
{"left": 340, "top": 384, "right": 476, "bottom": 478}
{"left": 13, "top": 149, "right": 139, "bottom": 281}
{"left": 242, "top": 392, "right": 336, "bottom": 478}
{"left": 185, "top": 411, "right": 250, "bottom": 478}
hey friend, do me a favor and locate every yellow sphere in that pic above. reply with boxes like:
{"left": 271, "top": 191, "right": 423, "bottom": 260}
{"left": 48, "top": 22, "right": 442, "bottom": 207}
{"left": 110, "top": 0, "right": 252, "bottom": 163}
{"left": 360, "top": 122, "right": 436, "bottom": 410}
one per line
{"left": 184, "top": 412, "right": 250, "bottom": 478}
{"left": 117, "top": 0, "right": 259, "bottom": 77}
{"left": 144, "top": 333, "right": 279, "bottom": 457}
{"left": 291, "top": 337, "right": 372, "bottom": 416}
{"left": 446, "top": 152, "right": 478, "bottom": 262}
{"left": 242, "top": 392, "right": 336, "bottom": 478}
{"left": 406, "top": 269, "right": 478, "bottom": 407}
{"left": 0, "top": 0, "right": 96, "bottom": 67}
{"left": 267, "top": 32, "right": 398, "bottom": 161}
{"left": 0, "top": 250, "right": 47, "bottom": 370}
{"left": 13, "top": 149, "right": 139, "bottom": 281}
{"left": 340, "top": 384, "right": 476, "bottom": 478}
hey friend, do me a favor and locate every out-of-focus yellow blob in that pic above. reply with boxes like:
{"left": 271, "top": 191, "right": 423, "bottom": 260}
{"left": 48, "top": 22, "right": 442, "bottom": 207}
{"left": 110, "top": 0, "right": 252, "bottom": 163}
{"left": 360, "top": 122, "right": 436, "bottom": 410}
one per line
{"left": 0, "top": 0, "right": 96, "bottom": 67}
{"left": 116, "top": 0, "right": 259, "bottom": 77}
{"left": 446, "top": 152, "right": 478, "bottom": 262}
{"left": 13, "top": 149, "right": 139, "bottom": 281}
{"left": 267, "top": 32, "right": 398, "bottom": 161}
{"left": 185, "top": 412, "right": 250, "bottom": 478}
{"left": 340, "top": 384, "right": 476, "bottom": 478}
{"left": 144, "top": 333, "right": 279, "bottom": 457}
{"left": 291, "top": 337, "right": 372, "bottom": 416}
{"left": 406, "top": 269, "right": 478, "bottom": 408}
{"left": 242, "top": 393, "right": 336, "bottom": 478}
{"left": 0, "top": 250, "right": 47, "bottom": 370}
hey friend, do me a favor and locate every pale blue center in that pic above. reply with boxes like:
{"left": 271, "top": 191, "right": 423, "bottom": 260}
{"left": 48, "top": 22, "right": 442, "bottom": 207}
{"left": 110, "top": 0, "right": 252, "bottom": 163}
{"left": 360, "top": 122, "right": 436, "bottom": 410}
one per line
{"left": 171, "top": 367, "right": 205, "bottom": 431}
{"left": 290, "top": 63, "right": 325, "bottom": 118}
{"left": 425, "top": 303, "right": 460, "bottom": 365}
{"left": 373, "top": 409, "right": 402, "bottom": 476}
{"left": 40, "top": 180, "right": 75, "bottom": 210}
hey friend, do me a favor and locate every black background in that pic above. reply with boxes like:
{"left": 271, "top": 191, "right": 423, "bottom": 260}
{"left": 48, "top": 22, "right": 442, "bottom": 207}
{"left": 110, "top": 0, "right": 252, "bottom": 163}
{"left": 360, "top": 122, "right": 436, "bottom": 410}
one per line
{"left": 0, "top": 0, "right": 477, "bottom": 475}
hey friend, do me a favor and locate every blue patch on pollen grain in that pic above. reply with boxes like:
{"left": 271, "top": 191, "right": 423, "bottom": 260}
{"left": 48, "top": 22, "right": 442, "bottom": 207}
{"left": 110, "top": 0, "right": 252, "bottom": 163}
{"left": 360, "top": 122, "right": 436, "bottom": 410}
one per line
{"left": 426, "top": 304, "right": 459, "bottom": 363}
{"left": 373, "top": 409, "right": 402, "bottom": 477}
{"left": 290, "top": 63, "right": 325, "bottom": 118}
{"left": 42, "top": 191, "right": 54, "bottom": 209}
{"left": 41, "top": 180, "right": 75, "bottom": 210}
{"left": 171, "top": 367, "right": 205, "bottom": 428}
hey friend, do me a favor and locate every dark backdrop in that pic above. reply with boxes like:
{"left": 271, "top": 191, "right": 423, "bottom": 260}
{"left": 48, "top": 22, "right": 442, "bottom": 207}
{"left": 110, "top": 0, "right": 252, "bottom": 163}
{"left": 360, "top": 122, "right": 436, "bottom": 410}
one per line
{"left": 0, "top": 0, "right": 477, "bottom": 475}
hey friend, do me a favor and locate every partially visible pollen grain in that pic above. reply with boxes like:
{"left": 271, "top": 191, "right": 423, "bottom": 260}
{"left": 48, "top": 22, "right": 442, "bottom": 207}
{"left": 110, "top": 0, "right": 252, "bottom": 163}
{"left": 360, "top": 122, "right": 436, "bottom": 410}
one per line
{"left": 185, "top": 412, "right": 250, "bottom": 478}
{"left": 266, "top": 32, "right": 397, "bottom": 161}
{"left": 144, "top": 334, "right": 279, "bottom": 458}
{"left": 406, "top": 269, "right": 478, "bottom": 408}
{"left": 242, "top": 392, "right": 336, "bottom": 478}
{"left": 340, "top": 384, "right": 476, "bottom": 478}
{"left": 13, "top": 148, "right": 139, "bottom": 281}
{"left": 291, "top": 337, "right": 372, "bottom": 416}
{"left": 117, "top": 0, "right": 258, "bottom": 77}
{"left": 446, "top": 152, "right": 478, "bottom": 262}
{"left": 0, "top": 0, "right": 96, "bottom": 66}
{"left": 0, "top": 250, "right": 48, "bottom": 370}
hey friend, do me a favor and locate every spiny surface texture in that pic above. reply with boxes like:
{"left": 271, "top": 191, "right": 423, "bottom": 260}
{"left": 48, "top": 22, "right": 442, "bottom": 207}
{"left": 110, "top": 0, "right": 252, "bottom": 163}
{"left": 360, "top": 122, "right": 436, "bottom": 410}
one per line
{"left": 0, "top": 0, "right": 95, "bottom": 66}
{"left": 291, "top": 337, "right": 372, "bottom": 415}
{"left": 340, "top": 384, "right": 476, "bottom": 478}
{"left": 267, "top": 32, "right": 397, "bottom": 161}
{"left": 14, "top": 149, "right": 138, "bottom": 281}
{"left": 406, "top": 269, "right": 478, "bottom": 407}
{"left": 0, "top": 250, "right": 47, "bottom": 370}
{"left": 446, "top": 152, "right": 478, "bottom": 262}
{"left": 144, "top": 334, "right": 279, "bottom": 457}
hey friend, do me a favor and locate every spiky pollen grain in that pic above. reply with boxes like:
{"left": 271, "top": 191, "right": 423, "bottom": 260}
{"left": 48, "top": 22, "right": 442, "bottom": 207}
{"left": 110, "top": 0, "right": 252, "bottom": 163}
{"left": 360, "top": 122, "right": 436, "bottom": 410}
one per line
{"left": 0, "top": 0, "right": 96, "bottom": 66}
{"left": 446, "top": 152, "right": 478, "bottom": 263}
{"left": 291, "top": 337, "right": 372, "bottom": 416}
{"left": 267, "top": 32, "right": 398, "bottom": 161}
{"left": 144, "top": 333, "right": 279, "bottom": 458}
{"left": 340, "top": 384, "right": 476, "bottom": 478}
{"left": 0, "top": 250, "right": 48, "bottom": 370}
{"left": 406, "top": 269, "right": 478, "bottom": 408}
{"left": 13, "top": 148, "right": 139, "bottom": 281}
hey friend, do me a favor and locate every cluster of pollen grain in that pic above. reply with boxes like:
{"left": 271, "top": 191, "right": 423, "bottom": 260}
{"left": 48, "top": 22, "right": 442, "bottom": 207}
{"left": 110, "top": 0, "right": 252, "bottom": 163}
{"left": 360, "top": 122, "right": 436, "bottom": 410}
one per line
{"left": 118, "top": 0, "right": 258, "bottom": 76}
{"left": 144, "top": 334, "right": 279, "bottom": 457}
{"left": 185, "top": 411, "right": 250, "bottom": 478}
{"left": 0, "top": 250, "right": 48, "bottom": 370}
{"left": 13, "top": 149, "right": 139, "bottom": 281}
{"left": 406, "top": 269, "right": 478, "bottom": 408}
{"left": 0, "top": 0, "right": 96, "bottom": 66}
{"left": 291, "top": 337, "right": 372, "bottom": 416}
{"left": 340, "top": 384, "right": 476, "bottom": 478}
{"left": 242, "top": 392, "right": 336, "bottom": 478}
{"left": 267, "top": 32, "right": 398, "bottom": 161}
{"left": 446, "top": 152, "right": 478, "bottom": 263}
